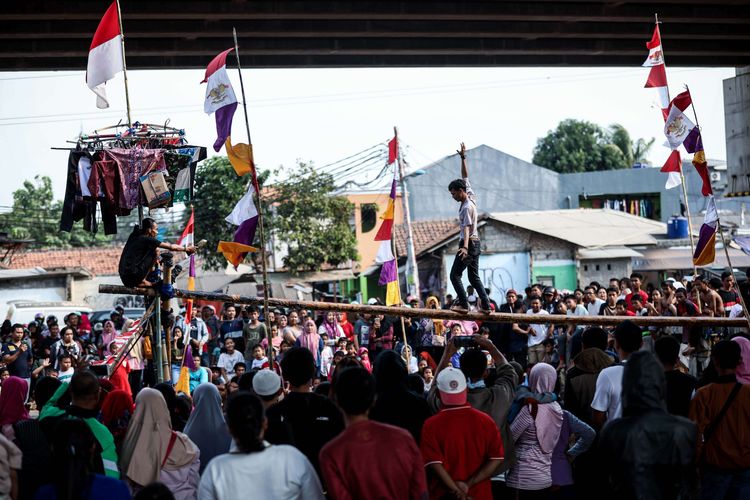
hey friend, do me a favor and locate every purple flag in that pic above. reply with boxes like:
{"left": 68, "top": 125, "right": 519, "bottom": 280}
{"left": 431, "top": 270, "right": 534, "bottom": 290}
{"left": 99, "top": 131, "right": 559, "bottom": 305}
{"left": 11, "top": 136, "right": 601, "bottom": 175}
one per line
{"left": 683, "top": 127, "right": 702, "bottom": 154}
{"left": 213, "top": 102, "right": 237, "bottom": 152}
{"left": 379, "top": 259, "right": 397, "bottom": 286}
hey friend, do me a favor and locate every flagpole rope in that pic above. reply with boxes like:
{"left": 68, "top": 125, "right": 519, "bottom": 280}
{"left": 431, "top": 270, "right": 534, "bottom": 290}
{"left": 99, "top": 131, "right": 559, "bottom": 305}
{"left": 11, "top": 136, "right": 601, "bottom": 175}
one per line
{"left": 685, "top": 84, "right": 750, "bottom": 329}
{"left": 232, "top": 27, "right": 275, "bottom": 368}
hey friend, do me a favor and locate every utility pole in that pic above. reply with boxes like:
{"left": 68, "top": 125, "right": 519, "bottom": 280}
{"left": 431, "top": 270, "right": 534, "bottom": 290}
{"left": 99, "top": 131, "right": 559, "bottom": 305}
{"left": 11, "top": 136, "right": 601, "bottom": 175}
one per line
{"left": 394, "top": 127, "right": 420, "bottom": 299}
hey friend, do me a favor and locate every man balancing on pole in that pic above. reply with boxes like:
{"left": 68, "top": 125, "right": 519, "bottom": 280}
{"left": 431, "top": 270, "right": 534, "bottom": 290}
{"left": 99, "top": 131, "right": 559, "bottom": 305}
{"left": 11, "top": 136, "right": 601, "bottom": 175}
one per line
{"left": 118, "top": 218, "right": 196, "bottom": 288}
{"left": 448, "top": 143, "right": 492, "bottom": 314}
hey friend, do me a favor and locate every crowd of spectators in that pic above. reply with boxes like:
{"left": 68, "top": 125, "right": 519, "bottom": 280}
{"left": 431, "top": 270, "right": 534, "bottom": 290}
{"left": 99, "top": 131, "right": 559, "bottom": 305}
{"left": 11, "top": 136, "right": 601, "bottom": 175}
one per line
{"left": 1, "top": 270, "right": 749, "bottom": 499}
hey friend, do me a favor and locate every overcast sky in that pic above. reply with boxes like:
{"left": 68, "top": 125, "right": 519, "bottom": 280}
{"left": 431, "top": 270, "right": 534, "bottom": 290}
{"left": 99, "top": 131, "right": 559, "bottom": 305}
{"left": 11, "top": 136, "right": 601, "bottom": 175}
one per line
{"left": 0, "top": 66, "right": 735, "bottom": 207}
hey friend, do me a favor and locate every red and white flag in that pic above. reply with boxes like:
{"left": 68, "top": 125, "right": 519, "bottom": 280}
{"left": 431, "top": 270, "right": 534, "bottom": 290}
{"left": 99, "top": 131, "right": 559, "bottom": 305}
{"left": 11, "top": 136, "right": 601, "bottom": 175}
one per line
{"left": 643, "top": 24, "right": 670, "bottom": 119}
{"left": 86, "top": 2, "right": 124, "bottom": 109}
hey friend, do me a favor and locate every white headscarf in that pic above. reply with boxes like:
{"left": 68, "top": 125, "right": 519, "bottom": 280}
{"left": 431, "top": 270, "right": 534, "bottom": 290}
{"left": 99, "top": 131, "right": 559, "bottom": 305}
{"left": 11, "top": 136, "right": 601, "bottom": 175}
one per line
{"left": 119, "top": 388, "right": 199, "bottom": 486}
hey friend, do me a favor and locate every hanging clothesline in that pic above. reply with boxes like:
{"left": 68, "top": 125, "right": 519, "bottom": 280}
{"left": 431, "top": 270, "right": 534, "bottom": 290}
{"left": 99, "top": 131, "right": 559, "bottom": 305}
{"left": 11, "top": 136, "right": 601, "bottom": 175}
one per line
{"left": 54, "top": 120, "right": 206, "bottom": 237}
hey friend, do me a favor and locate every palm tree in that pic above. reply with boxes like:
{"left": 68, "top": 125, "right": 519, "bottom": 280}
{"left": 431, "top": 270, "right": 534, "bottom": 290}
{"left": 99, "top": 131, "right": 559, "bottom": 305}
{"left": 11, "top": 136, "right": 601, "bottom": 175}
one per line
{"left": 609, "top": 124, "right": 655, "bottom": 167}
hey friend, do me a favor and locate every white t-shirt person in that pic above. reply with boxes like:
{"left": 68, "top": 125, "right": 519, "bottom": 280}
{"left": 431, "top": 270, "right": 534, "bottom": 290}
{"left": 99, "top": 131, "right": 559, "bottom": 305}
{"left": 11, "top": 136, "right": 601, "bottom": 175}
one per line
{"left": 526, "top": 309, "right": 550, "bottom": 347}
{"left": 591, "top": 363, "right": 625, "bottom": 421}
{"left": 199, "top": 443, "right": 324, "bottom": 500}
{"left": 217, "top": 350, "right": 245, "bottom": 379}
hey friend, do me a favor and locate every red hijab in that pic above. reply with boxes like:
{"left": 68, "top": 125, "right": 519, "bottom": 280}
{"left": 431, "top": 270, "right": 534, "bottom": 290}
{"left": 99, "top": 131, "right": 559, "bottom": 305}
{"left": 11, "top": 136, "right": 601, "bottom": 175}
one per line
{"left": 0, "top": 376, "right": 29, "bottom": 426}
{"left": 100, "top": 389, "right": 135, "bottom": 427}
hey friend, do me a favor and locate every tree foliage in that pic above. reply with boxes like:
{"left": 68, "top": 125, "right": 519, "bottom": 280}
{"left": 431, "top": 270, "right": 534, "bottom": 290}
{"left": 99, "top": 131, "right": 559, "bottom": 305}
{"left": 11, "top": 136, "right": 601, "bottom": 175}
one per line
{"left": 193, "top": 158, "right": 359, "bottom": 273}
{"left": 193, "top": 156, "right": 269, "bottom": 271}
{"left": 266, "top": 162, "right": 359, "bottom": 273}
{"left": 0, "top": 175, "right": 111, "bottom": 248}
{"left": 532, "top": 119, "right": 653, "bottom": 173}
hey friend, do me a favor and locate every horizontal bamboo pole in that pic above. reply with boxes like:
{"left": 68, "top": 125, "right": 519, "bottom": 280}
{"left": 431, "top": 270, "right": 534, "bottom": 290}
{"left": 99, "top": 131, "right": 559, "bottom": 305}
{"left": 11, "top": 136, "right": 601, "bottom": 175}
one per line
{"left": 99, "top": 284, "right": 749, "bottom": 328}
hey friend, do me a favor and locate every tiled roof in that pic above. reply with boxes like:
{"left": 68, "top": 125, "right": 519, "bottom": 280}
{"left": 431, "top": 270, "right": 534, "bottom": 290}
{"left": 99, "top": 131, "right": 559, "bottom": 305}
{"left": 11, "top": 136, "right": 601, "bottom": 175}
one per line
{"left": 394, "top": 219, "right": 458, "bottom": 257}
{"left": 7, "top": 246, "right": 125, "bottom": 276}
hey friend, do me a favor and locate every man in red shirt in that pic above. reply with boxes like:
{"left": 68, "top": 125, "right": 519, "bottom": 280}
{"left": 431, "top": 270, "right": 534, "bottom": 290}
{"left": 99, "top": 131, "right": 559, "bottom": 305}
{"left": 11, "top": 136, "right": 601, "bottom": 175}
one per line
{"left": 421, "top": 367, "right": 504, "bottom": 500}
{"left": 319, "top": 366, "right": 428, "bottom": 500}
{"left": 625, "top": 272, "right": 649, "bottom": 312}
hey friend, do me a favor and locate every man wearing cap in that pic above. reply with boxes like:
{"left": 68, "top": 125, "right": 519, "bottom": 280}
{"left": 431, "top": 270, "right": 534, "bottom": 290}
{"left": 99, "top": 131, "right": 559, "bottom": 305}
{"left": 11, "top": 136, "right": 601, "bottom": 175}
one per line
{"left": 252, "top": 369, "right": 283, "bottom": 410}
{"left": 447, "top": 143, "right": 492, "bottom": 314}
{"left": 421, "top": 367, "right": 504, "bottom": 500}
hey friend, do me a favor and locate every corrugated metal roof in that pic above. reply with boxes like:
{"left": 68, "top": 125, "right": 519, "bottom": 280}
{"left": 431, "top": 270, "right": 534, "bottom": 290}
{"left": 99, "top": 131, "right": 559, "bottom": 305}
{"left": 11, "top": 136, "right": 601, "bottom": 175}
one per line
{"left": 577, "top": 247, "right": 644, "bottom": 260}
{"left": 489, "top": 209, "right": 666, "bottom": 248}
{"left": 633, "top": 246, "right": 750, "bottom": 271}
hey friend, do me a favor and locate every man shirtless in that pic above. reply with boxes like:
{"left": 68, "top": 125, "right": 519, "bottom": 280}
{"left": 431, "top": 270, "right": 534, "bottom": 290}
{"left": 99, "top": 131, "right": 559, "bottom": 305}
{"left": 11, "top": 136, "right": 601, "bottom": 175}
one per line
{"left": 692, "top": 275, "right": 724, "bottom": 317}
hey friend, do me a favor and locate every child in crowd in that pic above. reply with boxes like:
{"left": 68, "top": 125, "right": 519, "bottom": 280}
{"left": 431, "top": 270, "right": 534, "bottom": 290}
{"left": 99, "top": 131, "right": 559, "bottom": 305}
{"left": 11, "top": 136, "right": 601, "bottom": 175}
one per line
{"left": 250, "top": 344, "right": 268, "bottom": 370}
{"left": 57, "top": 354, "right": 75, "bottom": 383}
{"left": 320, "top": 333, "right": 334, "bottom": 379}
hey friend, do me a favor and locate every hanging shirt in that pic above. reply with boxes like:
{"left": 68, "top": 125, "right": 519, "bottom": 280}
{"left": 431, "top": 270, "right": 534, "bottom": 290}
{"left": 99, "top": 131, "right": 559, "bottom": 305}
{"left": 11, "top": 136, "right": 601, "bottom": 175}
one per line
{"left": 78, "top": 156, "right": 93, "bottom": 197}
{"left": 103, "top": 148, "right": 166, "bottom": 210}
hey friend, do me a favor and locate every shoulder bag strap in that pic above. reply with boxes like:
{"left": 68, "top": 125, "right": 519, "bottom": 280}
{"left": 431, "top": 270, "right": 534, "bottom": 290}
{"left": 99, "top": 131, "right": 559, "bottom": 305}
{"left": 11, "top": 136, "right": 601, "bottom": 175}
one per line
{"left": 703, "top": 382, "right": 742, "bottom": 444}
{"left": 161, "top": 431, "right": 179, "bottom": 468}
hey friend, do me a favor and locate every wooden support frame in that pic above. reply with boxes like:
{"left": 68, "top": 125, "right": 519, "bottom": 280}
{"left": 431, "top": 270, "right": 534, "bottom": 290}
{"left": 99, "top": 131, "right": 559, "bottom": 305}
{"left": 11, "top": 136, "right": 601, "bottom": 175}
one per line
{"left": 99, "top": 284, "right": 749, "bottom": 328}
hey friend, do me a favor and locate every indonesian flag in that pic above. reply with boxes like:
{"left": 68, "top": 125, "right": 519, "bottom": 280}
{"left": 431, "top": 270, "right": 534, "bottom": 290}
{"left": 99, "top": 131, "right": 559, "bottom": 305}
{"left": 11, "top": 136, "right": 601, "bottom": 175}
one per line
{"left": 178, "top": 209, "right": 194, "bottom": 247}
{"left": 86, "top": 2, "right": 124, "bottom": 109}
{"left": 202, "top": 48, "right": 238, "bottom": 152}
{"left": 388, "top": 136, "right": 398, "bottom": 165}
{"left": 660, "top": 150, "right": 682, "bottom": 190}
{"left": 643, "top": 24, "right": 670, "bottom": 117}
{"left": 178, "top": 208, "right": 197, "bottom": 321}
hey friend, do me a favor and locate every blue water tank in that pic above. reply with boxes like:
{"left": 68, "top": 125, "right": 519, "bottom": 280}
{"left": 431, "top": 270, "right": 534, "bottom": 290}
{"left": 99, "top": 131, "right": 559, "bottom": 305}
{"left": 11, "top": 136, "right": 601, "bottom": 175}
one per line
{"left": 668, "top": 216, "right": 689, "bottom": 239}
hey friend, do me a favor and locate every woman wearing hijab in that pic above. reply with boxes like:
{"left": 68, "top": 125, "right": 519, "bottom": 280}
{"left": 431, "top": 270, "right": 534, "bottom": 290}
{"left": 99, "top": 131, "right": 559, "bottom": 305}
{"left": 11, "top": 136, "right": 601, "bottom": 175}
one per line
{"left": 99, "top": 389, "right": 134, "bottom": 455}
{"left": 120, "top": 388, "right": 200, "bottom": 499}
{"left": 0, "top": 376, "right": 29, "bottom": 441}
{"left": 507, "top": 363, "right": 564, "bottom": 496}
{"left": 401, "top": 345, "right": 419, "bottom": 374}
{"left": 98, "top": 321, "right": 118, "bottom": 357}
{"left": 732, "top": 336, "right": 750, "bottom": 384}
{"left": 295, "top": 319, "right": 324, "bottom": 373}
{"left": 317, "top": 311, "right": 344, "bottom": 340}
{"left": 370, "top": 350, "right": 432, "bottom": 444}
{"left": 184, "top": 384, "right": 231, "bottom": 474}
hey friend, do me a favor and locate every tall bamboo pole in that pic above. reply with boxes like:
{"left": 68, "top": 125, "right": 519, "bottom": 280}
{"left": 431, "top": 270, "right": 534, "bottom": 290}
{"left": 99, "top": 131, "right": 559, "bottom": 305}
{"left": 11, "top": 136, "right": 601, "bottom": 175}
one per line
{"left": 395, "top": 127, "right": 420, "bottom": 299}
{"left": 115, "top": 0, "right": 132, "bottom": 129}
{"left": 232, "top": 28, "right": 274, "bottom": 366}
{"left": 114, "top": 0, "right": 140, "bottom": 223}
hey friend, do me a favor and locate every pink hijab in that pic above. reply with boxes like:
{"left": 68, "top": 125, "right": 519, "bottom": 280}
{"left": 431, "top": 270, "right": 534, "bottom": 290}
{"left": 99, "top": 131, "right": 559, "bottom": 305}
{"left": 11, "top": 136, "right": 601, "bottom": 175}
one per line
{"left": 528, "top": 363, "right": 563, "bottom": 454}
{"left": 0, "top": 376, "right": 29, "bottom": 426}
{"left": 732, "top": 336, "right": 750, "bottom": 384}
{"left": 298, "top": 319, "right": 322, "bottom": 363}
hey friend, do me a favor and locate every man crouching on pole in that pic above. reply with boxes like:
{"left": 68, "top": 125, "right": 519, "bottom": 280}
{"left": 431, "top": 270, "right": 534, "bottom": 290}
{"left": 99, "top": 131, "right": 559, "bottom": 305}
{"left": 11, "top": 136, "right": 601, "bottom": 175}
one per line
{"left": 448, "top": 143, "right": 491, "bottom": 314}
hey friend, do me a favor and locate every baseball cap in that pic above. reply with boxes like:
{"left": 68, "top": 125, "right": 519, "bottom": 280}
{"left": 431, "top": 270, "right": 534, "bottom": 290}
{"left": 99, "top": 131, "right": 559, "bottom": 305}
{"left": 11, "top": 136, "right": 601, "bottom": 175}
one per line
{"left": 252, "top": 369, "right": 281, "bottom": 397}
{"left": 436, "top": 367, "right": 467, "bottom": 406}
{"left": 506, "top": 289, "right": 517, "bottom": 296}
{"left": 367, "top": 298, "right": 380, "bottom": 305}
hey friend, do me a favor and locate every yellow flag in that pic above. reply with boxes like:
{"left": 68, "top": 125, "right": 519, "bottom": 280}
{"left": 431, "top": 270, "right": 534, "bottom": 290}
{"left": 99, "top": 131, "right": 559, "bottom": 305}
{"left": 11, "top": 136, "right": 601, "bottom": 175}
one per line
{"left": 225, "top": 136, "right": 254, "bottom": 177}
